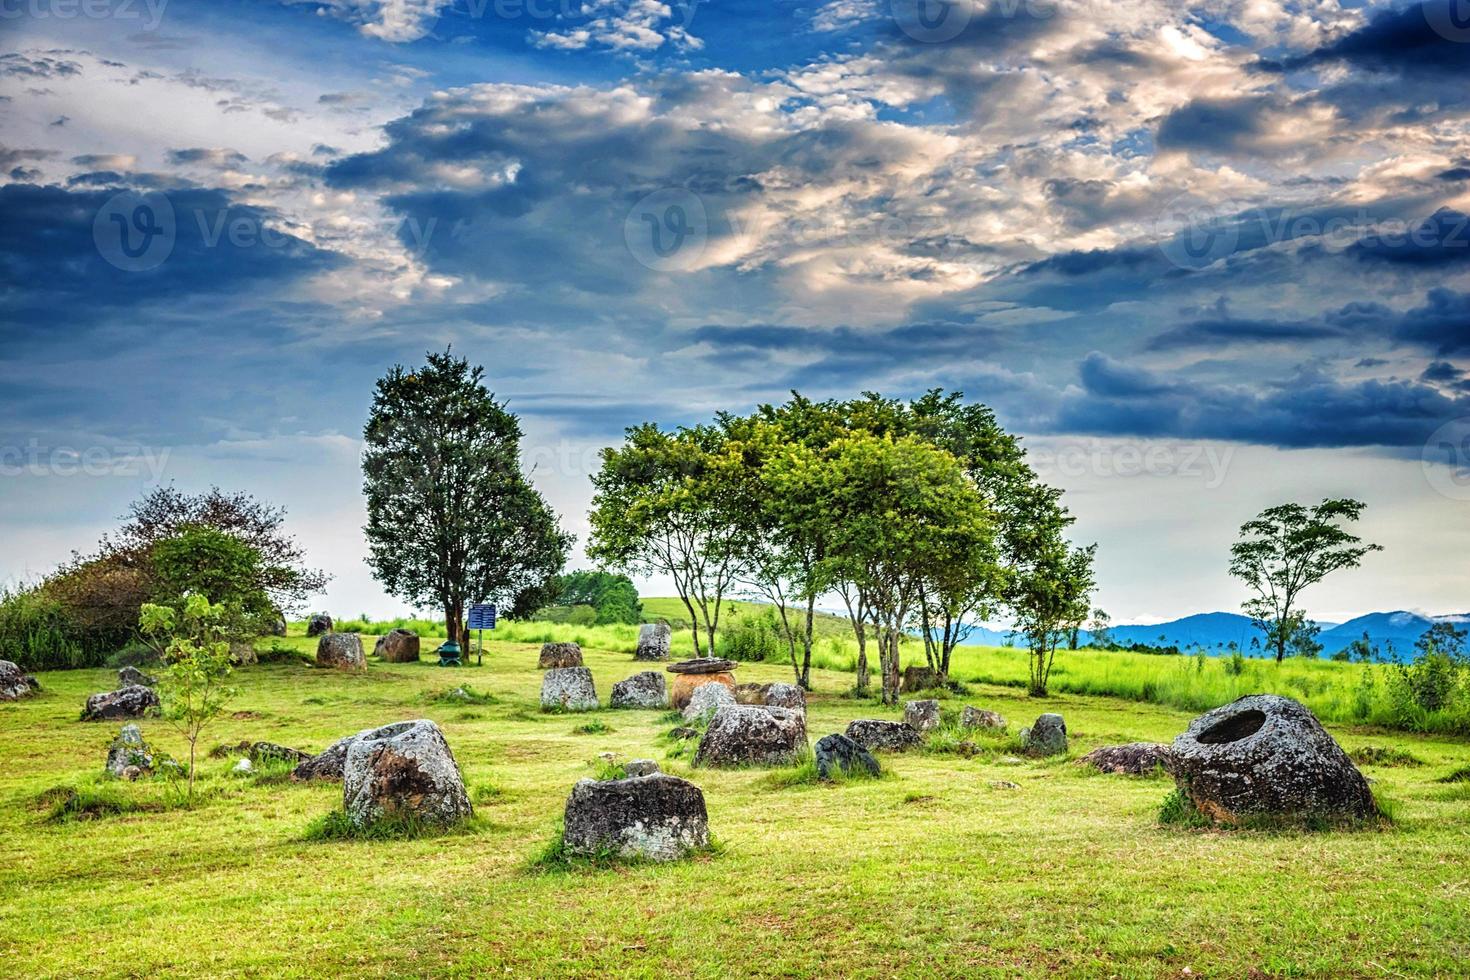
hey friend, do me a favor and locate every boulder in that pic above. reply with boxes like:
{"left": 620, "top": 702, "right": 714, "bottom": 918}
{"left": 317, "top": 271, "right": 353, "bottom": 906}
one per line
{"left": 81, "top": 685, "right": 159, "bottom": 722}
{"left": 669, "top": 726, "right": 700, "bottom": 741}
{"left": 249, "top": 742, "right": 314, "bottom": 766}
{"left": 900, "top": 665, "right": 940, "bottom": 692}
{"left": 903, "top": 699, "right": 941, "bottom": 733}
{"left": 306, "top": 613, "right": 333, "bottom": 637}
{"left": 291, "top": 727, "right": 376, "bottom": 782}
{"left": 960, "top": 706, "right": 1006, "bottom": 730}
{"left": 541, "top": 667, "right": 599, "bottom": 712}
{"left": 342, "top": 719, "right": 472, "bottom": 828}
{"left": 376, "top": 629, "right": 421, "bottom": 664}
{"left": 814, "top": 733, "right": 880, "bottom": 780}
{"left": 0, "top": 659, "right": 38, "bottom": 701}
{"left": 105, "top": 723, "right": 153, "bottom": 778}
{"left": 670, "top": 672, "right": 736, "bottom": 711}
{"left": 1080, "top": 742, "right": 1173, "bottom": 775}
{"left": 682, "top": 681, "right": 736, "bottom": 722}
{"left": 610, "top": 671, "right": 666, "bottom": 709}
{"left": 694, "top": 704, "right": 806, "bottom": 767}
{"left": 765, "top": 683, "right": 806, "bottom": 712}
{"left": 624, "top": 758, "right": 661, "bottom": 777}
{"left": 229, "top": 642, "right": 258, "bottom": 666}
{"left": 538, "top": 642, "right": 583, "bottom": 669}
{"left": 634, "top": 622, "right": 672, "bottom": 661}
{"left": 233, "top": 758, "right": 254, "bottom": 775}
{"left": 734, "top": 682, "right": 771, "bottom": 705}
{"left": 269, "top": 611, "right": 288, "bottom": 636}
{"left": 563, "top": 773, "right": 709, "bottom": 861}
{"left": 1170, "top": 694, "right": 1378, "bottom": 825}
{"left": 316, "top": 632, "right": 366, "bottom": 671}
{"left": 117, "top": 665, "right": 155, "bottom": 688}
{"left": 845, "top": 719, "right": 922, "bottom": 753}
{"left": 1018, "top": 713, "right": 1068, "bottom": 756}
{"left": 667, "top": 657, "right": 738, "bottom": 674}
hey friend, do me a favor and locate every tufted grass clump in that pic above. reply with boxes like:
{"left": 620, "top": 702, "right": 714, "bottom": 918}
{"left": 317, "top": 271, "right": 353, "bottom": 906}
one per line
{"left": 426, "top": 685, "right": 499, "bottom": 706}
{"left": 303, "top": 809, "right": 484, "bottom": 842}
{"left": 764, "top": 746, "right": 889, "bottom": 789}
{"left": 572, "top": 719, "right": 612, "bottom": 735}
{"left": 1436, "top": 764, "right": 1470, "bottom": 783}
{"left": 530, "top": 823, "right": 725, "bottom": 874}
{"left": 1348, "top": 745, "right": 1424, "bottom": 768}
{"left": 1158, "top": 787, "right": 1398, "bottom": 832}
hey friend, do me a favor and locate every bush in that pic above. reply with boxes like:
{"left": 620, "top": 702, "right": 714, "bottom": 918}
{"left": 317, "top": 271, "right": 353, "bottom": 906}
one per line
{"left": 0, "top": 586, "right": 91, "bottom": 670}
{"left": 719, "top": 610, "right": 786, "bottom": 663}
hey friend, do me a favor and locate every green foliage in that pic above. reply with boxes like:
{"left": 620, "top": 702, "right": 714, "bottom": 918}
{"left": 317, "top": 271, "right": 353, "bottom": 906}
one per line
{"left": 363, "top": 349, "right": 572, "bottom": 647}
{"left": 541, "top": 571, "right": 643, "bottom": 625}
{"left": 303, "top": 810, "right": 482, "bottom": 842}
{"left": 1156, "top": 789, "right": 1213, "bottom": 829}
{"left": 573, "top": 720, "right": 613, "bottom": 736}
{"left": 719, "top": 608, "right": 786, "bottom": 662}
{"left": 588, "top": 756, "right": 626, "bottom": 779}
{"left": 0, "top": 585, "right": 90, "bottom": 670}
{"left": 151, "top": 525, "right": 274, "bottom": 638}
{"left": 1348, "top": 746, "right": 1424, "bottom": 768}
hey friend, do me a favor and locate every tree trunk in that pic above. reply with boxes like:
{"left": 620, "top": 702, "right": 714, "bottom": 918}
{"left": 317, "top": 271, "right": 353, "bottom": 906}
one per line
{"left": 800, "top": 598, "right": 815, "bottom": 690}
{"left": 880, "top": 629, "right": 901, "bottom": 706}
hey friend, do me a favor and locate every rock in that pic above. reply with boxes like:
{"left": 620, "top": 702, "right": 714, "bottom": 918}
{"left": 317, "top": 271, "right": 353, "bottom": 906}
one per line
{"left": 269, "top": 611, "right": 288, "bottom": 636}
{"left": 903, "top": 699, "right": 941, "bottom": 733}
{"left": 667, "top": 657, "right": 738, "bottom": 674}
{"left": 0, "top": 659, "right": 39, "bottom": 700}
{"left": 845, "top": 719, "right": 923, "bottom": 753}
{"left": 1018, "top": 713, "right": 1068, "bottom": 756}
{"left": 81, "top": 685, "right": 160, "bottom": 722}
{"left": 233, "top": 757, "right": 254, "bottom": 774}
{"left": 316, "top": 632, "right": 366, "bottom": 671}
{"left": 105, "top": 723, "right": 153, "bottom": 777}
{"left": 1081, "top": 742, "right": 1174, "bottom": 775}
{"left": 376, "top": 628, "right": 421, "bottom": 664}
{"left": 117, "top": 665, "right": 155, "bottom": 688}
{"left": 624, "top": 758, "right": 661, "bottom": 777}
{"left": 633, "top": 622, "right": 672, "bottom": 661}
{"left": 734, "top": 682, "right": 771, "bottom": 705}
{"left": 670, "top": 673, "right": 736, "bottom": 711}
{"left": 610, "top": 671, "right": 667, "bottom": 709}
{"left": 990, "top": 780, "right": 1020, "bottom": 790}
{"left": 814, "top": 733, "right": 880, "bottom": 780}
{"left": 541, "top": 667, "right": 599, "bottom": 712}
{"left": 669, "top": 726, "right": 700, "bottom": 741}
{"left": 249, "top": 742, "right": 314, "bottom": 766}
{"left": 1170, "top": 694, "right": 1377, "bottom": 825}
{"left": 538, "top": 642, "right": 583, "bottom": 669}
{"left": 960, "top": 706, "right": 1006, "bottom": 730}
{"left": 291, "top": 727, "right": 377, "bottom": 782}
{"left": 563, "top": 773, "right": 709, "bottom": 861}
{"left": 900, "top": 665, "right": 940, "bottom": 692}
{"left": 342, "top": 719, "right": 473, "bottom": 828}
{"left": 229, "top": 642, "right": 258, "bottom": 666}
{"left": 306, "top": 613, "right": 333, "bottom": 637}
{"left": 682, "top": 681, "right": 736, "bottom": 722}
{"left": 694, "top": 704, "right": 806, "bottom": 768}
{"left": 765, "top": 683, "right": 806, "bottom": 711}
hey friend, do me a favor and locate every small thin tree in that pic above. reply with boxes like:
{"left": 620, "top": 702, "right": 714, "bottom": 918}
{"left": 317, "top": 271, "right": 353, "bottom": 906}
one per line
{"left": 1228, "top": 498, "right": 1382, "bottom": 663}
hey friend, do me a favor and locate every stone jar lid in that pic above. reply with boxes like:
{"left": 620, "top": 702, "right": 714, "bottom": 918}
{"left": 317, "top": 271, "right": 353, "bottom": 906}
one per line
{"left": 666, "top": 658, "right": 738, "bottom": 675}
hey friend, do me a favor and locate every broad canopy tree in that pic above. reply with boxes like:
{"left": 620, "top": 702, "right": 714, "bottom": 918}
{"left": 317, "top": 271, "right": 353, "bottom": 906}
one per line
{"left": 363, "top": 350, "right": 572, "bottom": 648}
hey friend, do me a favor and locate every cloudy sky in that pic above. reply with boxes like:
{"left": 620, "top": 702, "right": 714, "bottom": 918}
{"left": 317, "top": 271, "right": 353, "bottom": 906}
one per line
{"left": 2, "top": 0, "right": 1468, "bottom": 625}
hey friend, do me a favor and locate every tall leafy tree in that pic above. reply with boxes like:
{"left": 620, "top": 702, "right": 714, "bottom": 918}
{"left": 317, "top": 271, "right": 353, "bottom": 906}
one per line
{"left": 362, "top": 350, "right": 571, "bottom": 647}
{"left": 1228, "top": 498, "right": 1381, "bottom": 663}
{"left": 1004, "top": 482, "right": 1096, "bottom": 697}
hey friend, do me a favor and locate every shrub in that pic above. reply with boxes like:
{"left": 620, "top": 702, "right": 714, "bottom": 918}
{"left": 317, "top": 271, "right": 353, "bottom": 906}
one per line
{"left": 0, "top": 586, "right": 90, "bottom": 670}
{"left": 719, "top": 609, "right": 786, "bottom": 663}
{"left": 303, "top": 810, "right": 481, "bottom": 842}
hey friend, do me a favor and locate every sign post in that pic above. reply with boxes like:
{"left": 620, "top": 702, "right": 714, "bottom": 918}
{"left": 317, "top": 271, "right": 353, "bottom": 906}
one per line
{"left": 468, "top": 603, "right": 497, "bottom": 667}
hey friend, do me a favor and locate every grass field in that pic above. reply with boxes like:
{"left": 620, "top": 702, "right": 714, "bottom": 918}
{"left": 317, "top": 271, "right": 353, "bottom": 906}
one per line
{"left": 2, "top": 625, "right": 1469, "bottom": 978}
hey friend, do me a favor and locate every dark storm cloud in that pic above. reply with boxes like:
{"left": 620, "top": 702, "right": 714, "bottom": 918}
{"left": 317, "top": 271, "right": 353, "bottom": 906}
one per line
{"left": 1394, "top": 288, "right": 1470, "bottom": 355}
{"left": 1155, "top": 96, "right": 1277, "bottom": 154}
{"left": 1347, "top": 209, "right": 1470, "bottom": 268}
{"left": 1282, "top": 2, "right": 1470, "bottom": 77}
{"left": 1146, "top": 316, "right": 1346, "bottom": 351}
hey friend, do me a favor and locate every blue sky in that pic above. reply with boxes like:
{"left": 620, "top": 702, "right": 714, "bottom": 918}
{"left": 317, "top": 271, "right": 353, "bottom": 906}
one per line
{"left": 2, "top": 0, "right": 1469, "bottom": 623}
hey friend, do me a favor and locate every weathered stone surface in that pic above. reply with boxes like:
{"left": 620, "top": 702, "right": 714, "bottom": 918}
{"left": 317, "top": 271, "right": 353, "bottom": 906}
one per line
{"left": 563, "top": 773, "right": 709, "bottom": 861}
{"left": 814, "top": 733, "right": 880, "bottom": 780}
{"left": 250, "top": 742, "right": 314, "bottom": 766}
{"left": 291, "top": 727, "right": 376, "bottom": 782}
{"left": 682, "top": 681, "right": 736, "bottom": 722}
{"left": 990, "top": 780, "right": 1020, "bottom": 790}
{"left": 376, "top": 628, "right": 421, "bottom": 664}
{"left": 695, "top": 705, "right": 806, "bottom": 768}
{"left": 1170, "top": 694, "right": 1377, "bottom": 825}
{"left": 0, "top": 660, "right": 38, "bottom": 701}
{"left": 624, "top": 758, "right": 661, "bottom": 777}
{"left": 669, "top": 726, "right": 700, "bottom": 740}
{"left": 845, "top": 719, "right": 923, "bottom": 753}
{"left": 670, "top": 672, "right": 736, "bottom": 711}
{"left": 1081, "top": 742, "right": 1174, "bottom": 775}
{"left": 269, "top": 611, "right": 288, "bottom": 636}
{"left": 538, "top": 642, "right": 583, "bottom": 669}
{"left": 81, "top": 685, "right": 159, "bottom": 722}
{"left": 610, "top": 671, "right": 666, "bottom": 709}
{"left": 342, "top": 719, "right": 472, "bottom": 828}
{"left": 541, "top": 667, "right": 599, "bottom": 712}
{"left": 232, "top": 758, "right": 253, "bottom": 774}
{"left": 105, "top": 723, "right": 153, "bottom": 778}
{"left": 900, "top": 665, "right": 940, "bottom": 692}
{"left": 667, "top": 657, "right": 738, "bottom": 674}
{"left": 633, "top": 622, "right": 671, "bottom": 662}
{"left": 903, "top": 699, "right": 941, "bottom": 732}
{"left": 306, "top": 613, "right": 333, "bottom": 637}
{"left": 765, "top": 683, "right": 806, "bottom": 711}
{"left": 734, "top": 682, "right": 771, "bottom": 705}
{"left": 960, "top": 706, "right": 1006, "bottom": 730}
{"left": 316, "top": 632, "right": 366, "bottom": 671}
{"left": 1018, "top": 713, "right": 1068, "bottom": 756}
{"left": 229, "top": 642, "right": 258, "bottom": 666}
{"left": 117, "top": 665, "right": 155, "bottom": 688}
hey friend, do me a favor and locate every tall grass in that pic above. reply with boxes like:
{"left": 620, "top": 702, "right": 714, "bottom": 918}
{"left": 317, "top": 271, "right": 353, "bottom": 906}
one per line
{"left": 0, "top": 585, "right": 94, "bottom": 670}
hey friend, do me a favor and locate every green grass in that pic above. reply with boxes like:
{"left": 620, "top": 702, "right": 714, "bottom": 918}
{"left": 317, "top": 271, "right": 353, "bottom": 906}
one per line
{"left": 4, "top": 624, "right": 1469, "bottom": 977}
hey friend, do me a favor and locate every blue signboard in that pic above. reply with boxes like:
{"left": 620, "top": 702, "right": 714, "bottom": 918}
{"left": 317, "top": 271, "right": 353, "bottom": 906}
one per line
{"left": 468, "top": 603, "right": 497, "bottom": 630}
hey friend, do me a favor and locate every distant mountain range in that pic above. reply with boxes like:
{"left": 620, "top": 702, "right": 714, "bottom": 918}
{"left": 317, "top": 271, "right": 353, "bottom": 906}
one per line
{"left": 960, "top": 610, "right": 1468, "bottom": 657}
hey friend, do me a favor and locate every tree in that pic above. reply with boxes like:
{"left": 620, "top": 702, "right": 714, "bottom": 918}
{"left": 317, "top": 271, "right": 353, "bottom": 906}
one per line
{"left": 150, "top": 526, "right": 273, "bottom": 641}
{"left": 1417, "top": 622, "right": 1467, "bottom": 661}
{"left": 1005, "top": 482, "right": 1096, "bottom": 697}
{"left": 1088, "top": 608, "right": 1112, "bottom": 649}
{"left": 363, "top": 349, "right": 572, "bottom": 647}
{"left": 549, "top": 571, "right": 643, "bottom": 625}
{"left": 589, "top": 422, "right": 750, "bottom": 657}
{"left": 1228, "top": 499, "right": 1382, "bottom": 663}
{"left": 140, "top": 594, "right": 235, "bottom": 807}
